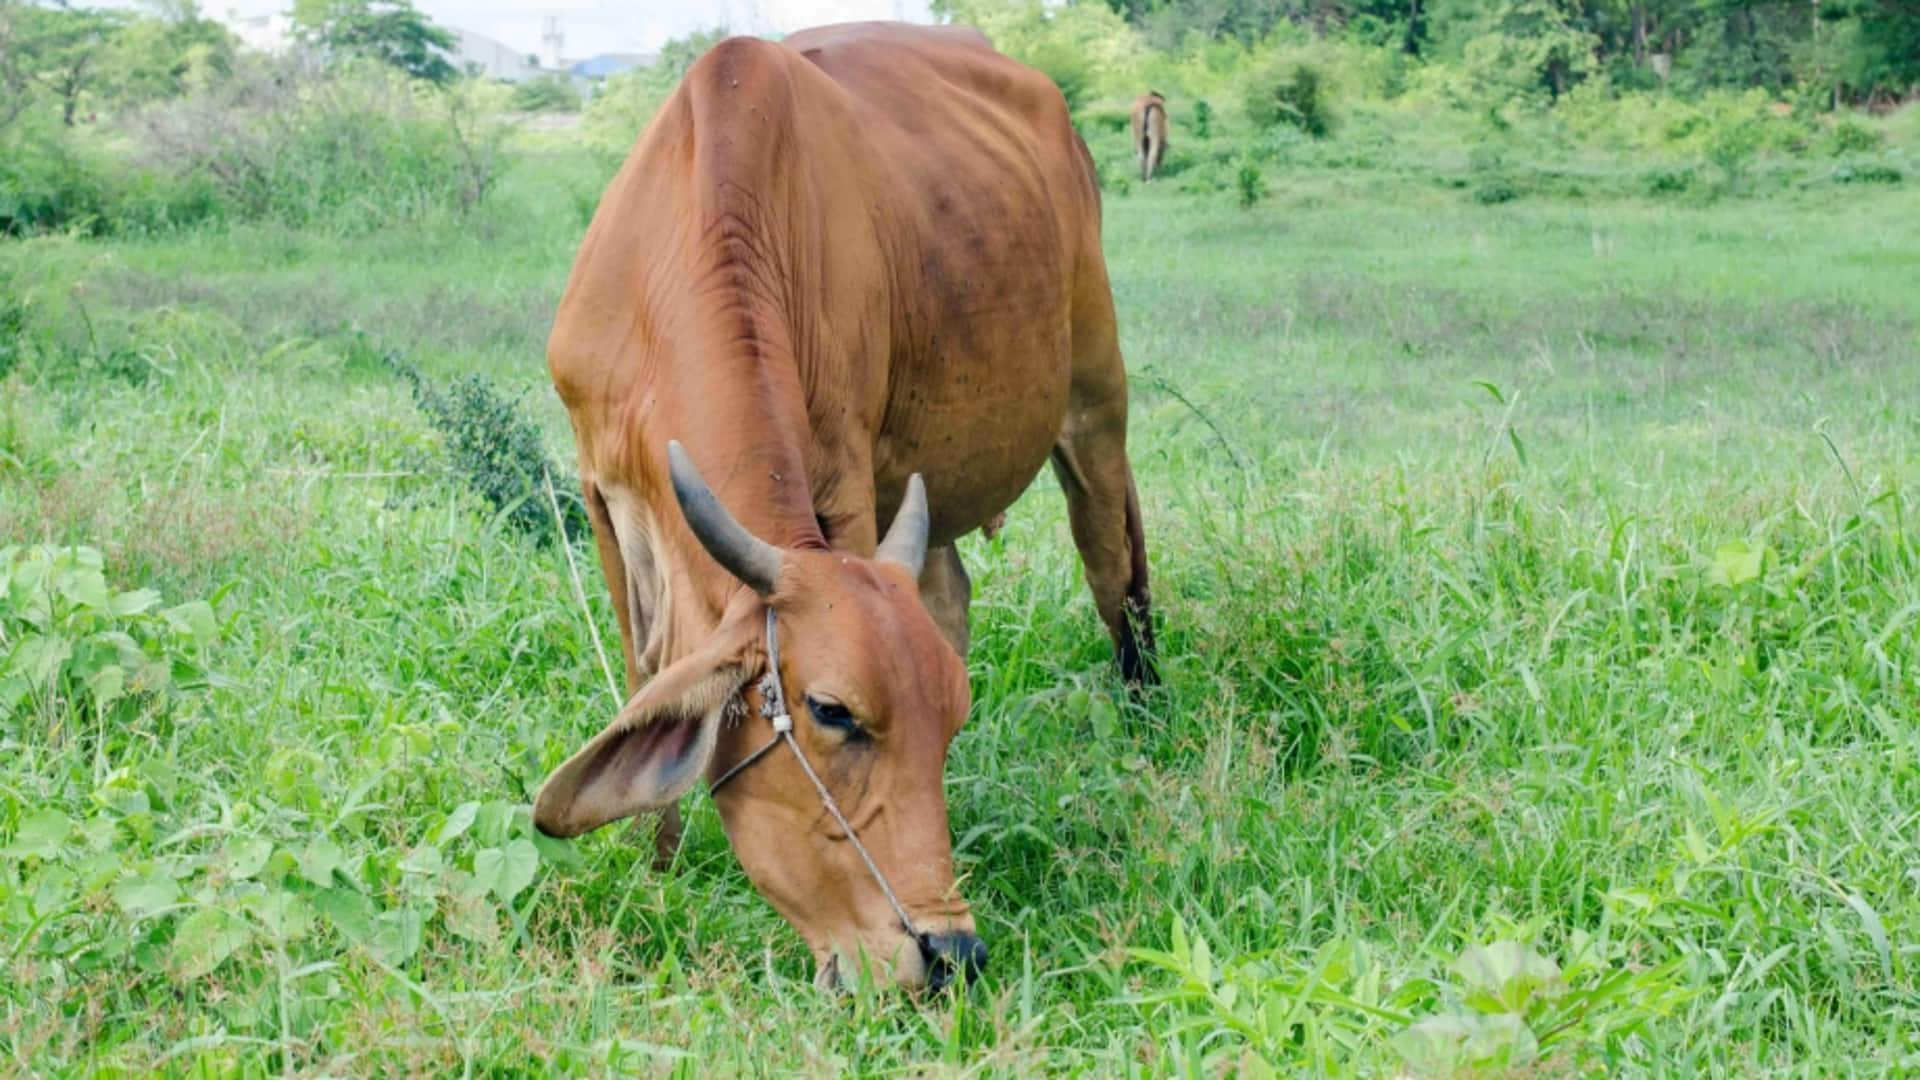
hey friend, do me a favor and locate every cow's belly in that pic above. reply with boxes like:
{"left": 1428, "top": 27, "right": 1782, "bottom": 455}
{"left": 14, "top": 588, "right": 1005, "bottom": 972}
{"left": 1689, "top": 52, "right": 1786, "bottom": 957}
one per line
{"left": 874, "top": 319, "right": 1073, "bottom": 548}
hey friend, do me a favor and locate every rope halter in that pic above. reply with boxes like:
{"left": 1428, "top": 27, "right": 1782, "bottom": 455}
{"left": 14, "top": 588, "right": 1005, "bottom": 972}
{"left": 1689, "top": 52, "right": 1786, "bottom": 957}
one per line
{"left": 708, "top": 606, "right": 922, "bottom": 943}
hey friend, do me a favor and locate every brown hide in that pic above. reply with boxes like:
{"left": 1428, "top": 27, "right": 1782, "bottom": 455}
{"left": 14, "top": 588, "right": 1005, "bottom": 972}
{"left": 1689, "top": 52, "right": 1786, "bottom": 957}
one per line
{"left": 1130, "top": 91, "right": 1168, "bottom": 181}
{"left": 537, "top": 22, "right": 1156, "bottom": 990}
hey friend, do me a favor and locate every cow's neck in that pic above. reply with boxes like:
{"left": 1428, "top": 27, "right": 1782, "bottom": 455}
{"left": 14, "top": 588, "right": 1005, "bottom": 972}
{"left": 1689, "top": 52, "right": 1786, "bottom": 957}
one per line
{"left": 644, "top": 291, "right": 832, "bottom": 648}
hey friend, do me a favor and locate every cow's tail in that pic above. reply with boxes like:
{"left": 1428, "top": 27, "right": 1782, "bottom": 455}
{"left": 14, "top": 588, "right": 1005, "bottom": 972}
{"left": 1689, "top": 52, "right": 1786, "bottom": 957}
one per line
{"left": 1140, "top": 102, "right": 1164, "bottom": 182}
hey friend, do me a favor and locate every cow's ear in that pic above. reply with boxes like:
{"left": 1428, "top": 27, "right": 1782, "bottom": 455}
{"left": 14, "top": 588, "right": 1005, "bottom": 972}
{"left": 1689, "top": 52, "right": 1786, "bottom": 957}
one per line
{"left": 533, "top": 601, "right": 760, "bottom": 838}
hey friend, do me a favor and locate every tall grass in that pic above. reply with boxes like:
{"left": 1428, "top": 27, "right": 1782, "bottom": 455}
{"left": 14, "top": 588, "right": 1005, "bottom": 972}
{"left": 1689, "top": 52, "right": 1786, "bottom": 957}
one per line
{"left": 1, "top": 116, "right": 1917, "bottom": 1074}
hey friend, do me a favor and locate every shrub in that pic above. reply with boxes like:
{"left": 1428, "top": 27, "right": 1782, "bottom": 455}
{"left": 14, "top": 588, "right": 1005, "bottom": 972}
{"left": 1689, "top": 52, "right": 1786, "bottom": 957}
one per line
{"left": 1830, "top": 161, "right": 1902, "bottom": 184}
{"left": 1245, "top": 59, "right": 1333, "bottom": 137}
{"left": 1234, "top": 158, "right": 1267, "bottom": 208}
{"left": 1643, "top": 166, "right": 1696, "bottom": 195}
{"left": 131, "top": 56, "right": 511, "bottom": 230}
{"left": 1192, "top": 98, "right": 1212, "bottom": 137}
{"left": 1473, "top": 176, "right": 1522, "bottom": 203}
{"left": 0, "top": 116, "right": 213, "bottom": 237}
{"left": 510, "top": 73, "right": 582, "bottom": 113}
{"left": 0, "top": 545, "right": 218, "bottom": 726}
{"left": 393, "top": 360, "right": 588, "bottom": 546}
{"left": 1824, "top": 118, "right": 1883, "bottom": 156}
{"left": 1703, "top": 108, "right": 1764, "bottom": 188}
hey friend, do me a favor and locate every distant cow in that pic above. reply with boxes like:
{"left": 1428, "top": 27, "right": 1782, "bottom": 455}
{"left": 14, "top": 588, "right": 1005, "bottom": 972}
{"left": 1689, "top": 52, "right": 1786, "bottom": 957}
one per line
{"left": 533, "top": 22, "right": 1157, "bottom": 992}
{"left": 1131, "top": 91, "right": 1168, "bottom": 181}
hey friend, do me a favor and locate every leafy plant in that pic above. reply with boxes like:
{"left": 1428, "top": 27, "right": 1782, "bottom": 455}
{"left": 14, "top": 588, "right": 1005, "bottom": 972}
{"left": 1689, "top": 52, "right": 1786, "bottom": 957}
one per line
{"left": 1191, "top": 97, "right": 1212, "bottom": 138}
{"left": 1234, "top": 157, "right": 1267, "bottom": 208}
{"left": 0, "top": 545, "right": 217, "bottom": 723}
{"left": 1824, "top": 118, "right": 1883, "bottom": 156}
{"left": 1128, "top": 921, "right": 1691, "bottom": 1075}
{"left": 1244, "top": 58, "right": 1333, "bottom": 137}
{"left": 1643, "top": 165, "right": 1695, "bottom": 194}
{"left": 393, "top": 361, "right": 589, "bottom": 546}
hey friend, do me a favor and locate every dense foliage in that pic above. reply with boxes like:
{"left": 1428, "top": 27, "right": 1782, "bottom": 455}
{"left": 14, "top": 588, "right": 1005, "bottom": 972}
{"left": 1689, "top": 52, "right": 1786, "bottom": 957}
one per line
{"left": 0, "top": 1, "right": 508, "bottom": 236}
{"left": 1089, "top": 0, "right": 1919, "bottom": 103}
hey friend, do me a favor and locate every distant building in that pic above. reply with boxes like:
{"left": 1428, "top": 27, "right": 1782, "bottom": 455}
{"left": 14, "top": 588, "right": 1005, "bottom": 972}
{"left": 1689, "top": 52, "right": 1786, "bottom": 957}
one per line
{"left": 449, "top": 26, "right": 540, "bottom": 82}
{"left": 570, "top": 53, "right": 654, "bottom": 79}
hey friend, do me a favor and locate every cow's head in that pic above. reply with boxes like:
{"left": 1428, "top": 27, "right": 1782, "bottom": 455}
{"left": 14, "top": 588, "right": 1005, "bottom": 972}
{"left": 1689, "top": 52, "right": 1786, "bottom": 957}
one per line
{"left": 533, "top": 443, "right": 980, "bottom": 992}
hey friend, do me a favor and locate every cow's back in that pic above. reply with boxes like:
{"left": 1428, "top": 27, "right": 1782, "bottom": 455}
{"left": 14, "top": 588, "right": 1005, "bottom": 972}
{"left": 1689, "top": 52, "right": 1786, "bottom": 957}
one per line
{"left": 552, "top": 23, "right": 1106, "bottom": 550}
{"left": 782, "top": 23, "right": 1100, "bottom": 539}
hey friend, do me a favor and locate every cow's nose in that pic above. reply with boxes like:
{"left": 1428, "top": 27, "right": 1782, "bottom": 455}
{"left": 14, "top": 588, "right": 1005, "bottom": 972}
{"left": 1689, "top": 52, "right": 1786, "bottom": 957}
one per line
{"left": 920, "top": 931, "right": 988, "bottom": 992}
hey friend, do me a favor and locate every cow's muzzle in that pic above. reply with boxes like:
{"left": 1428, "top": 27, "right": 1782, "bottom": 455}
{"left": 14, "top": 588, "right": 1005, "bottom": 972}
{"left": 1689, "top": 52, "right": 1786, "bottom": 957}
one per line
{"left": 920, "top": 931, "right": 988, "bottom": 993}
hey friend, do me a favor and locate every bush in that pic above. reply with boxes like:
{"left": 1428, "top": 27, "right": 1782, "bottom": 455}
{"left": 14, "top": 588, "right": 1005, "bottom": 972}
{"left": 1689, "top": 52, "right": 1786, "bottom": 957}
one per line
{"left": 0, "top": 545, "right": 218, "bottom": 726}
{"left": 1234, "top": 158, "right": 1267, "bottom": 207}
{"left": 1245, "top": 59, "right": 1333, "bottom": 137}
{"left": 1824, "top": 118, "right": 1883, "bottom": 156}
{"left": 1192, "top": 98, "right": 1212, "bottom": 137}
{"left": 0, "top": 115, "right": 215, "bottom": 237}
{"left": 510, "top": 73, "right": 581, "bottom": 113}
{"left": 393, "top": 360, "right": 589, "bottom": 546}
{"left": 1473, "top": 176, "right": 1522, "bottom": 203}
{"left": 131, "top": 56, "right": 511, "bottom": 230}
{"left": 1642, "top": 166, "right": 1695, "bottom": 195}
{"left": 1829, "top": 161, "right": 1902, "bottom": 184}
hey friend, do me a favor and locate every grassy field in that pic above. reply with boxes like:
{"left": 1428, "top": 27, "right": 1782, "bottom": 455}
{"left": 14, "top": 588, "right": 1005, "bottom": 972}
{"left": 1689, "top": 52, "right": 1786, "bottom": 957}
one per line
{"left": 3, "top": 131, "right": 1918, "bottom": 1075}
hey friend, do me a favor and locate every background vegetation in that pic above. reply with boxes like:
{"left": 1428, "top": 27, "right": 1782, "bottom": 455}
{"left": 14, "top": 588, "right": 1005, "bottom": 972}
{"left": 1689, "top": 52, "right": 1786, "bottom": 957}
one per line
{"left": 2, "top": 0, "right": 1917, "bottom": 1073}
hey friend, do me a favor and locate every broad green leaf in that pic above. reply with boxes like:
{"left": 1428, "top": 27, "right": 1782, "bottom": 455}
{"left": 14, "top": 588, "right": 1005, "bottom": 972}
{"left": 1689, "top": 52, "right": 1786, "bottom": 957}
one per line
{"left": 312, "top": 887, "right": 376, "bottom": 945}
{"left": 1453, "top": 941, "right": 1563, "bottom": 1014}
{"left": 473, "top": 801, "right": 514, "bottom": 845}
{"left": 9, "top": 634, "right": 72, "bottom": 689}
{"left": 474, "top": 839, "right": 539, "bottom": 904}
{"left": 1462, "top": 1012, "right": 1539, "bottom": 1067}
{"left": 444, "top": 886, "right": 501, "bottom": 945}
{"left": 1392, "top": 1013, "right": 1477, "bottom": 1075}
{"left": 108, "top": 588, "right": 161, "bottom": 617}
{"left": 436, "top": 801, "right": 480, "bottom": 845}
{"left": 112, "top": 871, "right": 182, "bottom": 918}
{"left": 85, "top": 664, "right": 126, "bottom": 709}
{"left": 5, "top": 809, "right": 73, "bottom": 860}
{"left": 1708, "top": 539, "right": 1769, "bottom": 588}
{"left": 59, "top": 567, "right": 112, "bottom": 613}
{"left": 161, "top": 601, "right": 218, "bottom": 646}
{"left": 530, "top": 829, "right": 584, "bottom": 870}
{"left": 224, "top": 837, "right": 275, "bottom": 880}
{"left": 297, "top": 839, "right": 346, "bottom": 888}
{"left": 1089, "top": 694, "right": 1118, "bottom": 740}
{"left": 369, "top": 908, "right": 425, "bottom": 964}
{"left": 172, "top": 908, "right": 251, "bottom": 979}
{"left": 243, "top": 889, "right": 314, "bottom": 941}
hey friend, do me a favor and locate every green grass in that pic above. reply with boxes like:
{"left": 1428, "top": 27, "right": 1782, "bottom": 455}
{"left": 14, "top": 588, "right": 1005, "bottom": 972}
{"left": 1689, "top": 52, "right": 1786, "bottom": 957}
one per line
{"left": 3, "top": 134, "right": 1918, "bottom": 1075}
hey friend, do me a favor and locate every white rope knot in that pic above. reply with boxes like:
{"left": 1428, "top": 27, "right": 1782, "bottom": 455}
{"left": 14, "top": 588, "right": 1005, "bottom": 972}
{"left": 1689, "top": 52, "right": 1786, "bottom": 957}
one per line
{"left": 771, "top": 713, "right": 793, "bottom": 733}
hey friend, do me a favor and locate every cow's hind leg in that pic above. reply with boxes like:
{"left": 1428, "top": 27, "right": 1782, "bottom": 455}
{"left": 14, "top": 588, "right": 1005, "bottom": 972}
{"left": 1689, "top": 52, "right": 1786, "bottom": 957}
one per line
{"left": 1049, "top": 353, "right": 1158, "bottom": 686}
{"left": 919, "top": 545, "right": 972, "bottom": 659}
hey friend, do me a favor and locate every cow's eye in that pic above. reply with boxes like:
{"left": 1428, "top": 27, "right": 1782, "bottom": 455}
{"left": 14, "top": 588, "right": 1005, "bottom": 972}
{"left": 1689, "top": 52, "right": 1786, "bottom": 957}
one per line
{"left": 805, "top": 695, "right": 859, "bottom": 734}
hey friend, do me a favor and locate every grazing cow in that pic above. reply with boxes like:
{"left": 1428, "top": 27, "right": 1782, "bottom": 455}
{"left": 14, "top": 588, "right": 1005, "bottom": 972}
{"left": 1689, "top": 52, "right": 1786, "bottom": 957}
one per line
{"left": 1131, "top": 91, "right": 1168, "bottom": 181}
{"left": 532, "top": 22, "right": 1157, "bottom": 991}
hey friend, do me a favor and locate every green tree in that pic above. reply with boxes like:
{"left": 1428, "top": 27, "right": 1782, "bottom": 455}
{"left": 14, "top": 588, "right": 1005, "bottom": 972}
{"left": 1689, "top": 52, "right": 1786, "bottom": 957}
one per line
{"left": 102, "top": 2, "right": 236, "bottom": 107}
{"left": 292, "top": 0, "right": 457, "bottom": 83}
{"left": 3, "top": 2, "right": 128, "bottom": 125}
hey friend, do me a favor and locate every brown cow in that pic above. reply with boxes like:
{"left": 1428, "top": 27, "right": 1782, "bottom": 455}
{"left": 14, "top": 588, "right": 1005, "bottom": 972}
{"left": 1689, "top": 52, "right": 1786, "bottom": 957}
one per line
{"left": 532, "top": 22, "right": 1156, "bottom": 992}
{"left": 1131, "top": 91, "right": 1168, "bottom": 181}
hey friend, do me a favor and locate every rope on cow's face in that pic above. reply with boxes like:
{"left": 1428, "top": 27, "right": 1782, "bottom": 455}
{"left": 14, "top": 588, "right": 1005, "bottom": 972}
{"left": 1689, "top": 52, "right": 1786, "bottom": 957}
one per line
{"left": 708, "top": 606, "right": 923, "bottom": 944}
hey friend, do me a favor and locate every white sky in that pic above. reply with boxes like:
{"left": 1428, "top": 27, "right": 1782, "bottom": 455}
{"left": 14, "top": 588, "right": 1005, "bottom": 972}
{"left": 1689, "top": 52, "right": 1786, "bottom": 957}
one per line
{"left": 204, "top": 0, "right": 936, "bottom": 57}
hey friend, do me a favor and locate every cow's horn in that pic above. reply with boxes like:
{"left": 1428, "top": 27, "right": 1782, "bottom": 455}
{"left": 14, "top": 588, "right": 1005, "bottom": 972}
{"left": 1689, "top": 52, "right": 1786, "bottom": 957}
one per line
{"left": 667, "top": 440, "right": 782, "bottom": 596}
{"left": 874, "top": 474, "right": 929, "bottom": 579}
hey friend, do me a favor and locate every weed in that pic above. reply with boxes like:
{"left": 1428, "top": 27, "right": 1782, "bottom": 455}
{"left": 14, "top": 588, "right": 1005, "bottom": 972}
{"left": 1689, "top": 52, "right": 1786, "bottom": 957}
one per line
{"left": 1234, "top": 158, "right": 1267, "bottom": 208}
{"left": 393, "top": 359, "right": 589, "bottom": 546}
